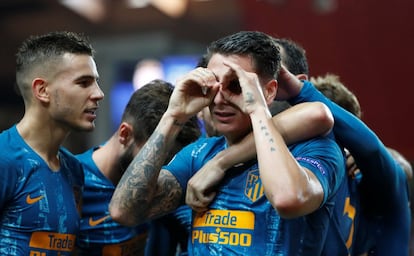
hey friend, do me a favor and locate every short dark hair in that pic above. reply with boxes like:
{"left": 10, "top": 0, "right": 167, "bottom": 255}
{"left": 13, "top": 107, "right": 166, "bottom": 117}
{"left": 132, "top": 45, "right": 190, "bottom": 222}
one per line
{"left": 121, "top": 79, "right": 200, "bottom": 153}
{"left": 15, "top": 31, "right": 94, "bottom": 93}
{"left": 206, "top": 31, "right": 281, "bottom": 80}
{"left": 273, "top": 38, "right": 309, "bottom": 76}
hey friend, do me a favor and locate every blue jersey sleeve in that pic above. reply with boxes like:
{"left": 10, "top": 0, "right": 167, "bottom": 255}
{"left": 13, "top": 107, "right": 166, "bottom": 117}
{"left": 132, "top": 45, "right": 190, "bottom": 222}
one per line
{"left": 289, "top": 81, "right": 407, "bottom": 203}
{"left": 290, "top": 81, "right": 410, "bottom": 255}
{"left": 290, "top": 136, "right": 345, "bottom": 205}
{"left": 0, "top": 128, "right": 21, "bottom": 209}
{"left": 163, "top": 148, "right": 194, "bottom": 192}
{"left": 0, "top": 155, "right": 19, "bottom": 210}
{"left": 163, "top": 136, "right": 227, "bottom": 196}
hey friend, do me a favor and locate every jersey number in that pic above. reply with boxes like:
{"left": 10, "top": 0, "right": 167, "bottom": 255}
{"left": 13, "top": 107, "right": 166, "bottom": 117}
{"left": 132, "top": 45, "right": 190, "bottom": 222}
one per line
{"left": 343, "top": 197, "right": 355, "bottom": 249}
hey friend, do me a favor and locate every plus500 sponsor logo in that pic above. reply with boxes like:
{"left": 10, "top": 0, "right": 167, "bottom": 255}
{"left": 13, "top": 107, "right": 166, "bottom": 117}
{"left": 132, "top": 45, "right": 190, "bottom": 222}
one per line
{"left": 192, "top": 209, "right": 254, "bottom": 246}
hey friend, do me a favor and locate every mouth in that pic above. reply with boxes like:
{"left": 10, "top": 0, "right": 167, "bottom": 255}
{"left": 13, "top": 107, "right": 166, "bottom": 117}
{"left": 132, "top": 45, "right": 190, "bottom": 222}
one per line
{"left": 213, "top": 110, "right": 235, "bottom": 123}
{"left": 84, "top": 107, "right": 98, "bottom": 120}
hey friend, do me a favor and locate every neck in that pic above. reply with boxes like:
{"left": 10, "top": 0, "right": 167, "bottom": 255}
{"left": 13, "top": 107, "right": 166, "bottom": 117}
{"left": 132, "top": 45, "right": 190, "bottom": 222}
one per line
{"left": 92, "top": 137, "right": 123, "bottom": 185}
{"left": 16, "top": 117, "right": 69, "bottom": 171}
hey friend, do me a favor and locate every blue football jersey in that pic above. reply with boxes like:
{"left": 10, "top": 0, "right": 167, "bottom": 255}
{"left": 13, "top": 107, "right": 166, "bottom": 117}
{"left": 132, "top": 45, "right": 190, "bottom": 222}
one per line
{"left": 164, "top": 134, "right": 345, "bottom": 255}
{"left": 0, "top": 125, "right": 84, "bottom": 255}
{"left": 76, "top": 147, "right": 149, "bottom": 255}
{"left": 291, "top": 81, "right": 411, "bottom": 255}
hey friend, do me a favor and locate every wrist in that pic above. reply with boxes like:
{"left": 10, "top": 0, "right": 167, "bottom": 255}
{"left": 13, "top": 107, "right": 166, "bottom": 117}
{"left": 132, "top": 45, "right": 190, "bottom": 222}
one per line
{"left": 213, "top": 150, "right": 232, "bottom": 171}
{"left": 164, "top": 110, "right": 188, "bottom": 127}
{"left": 249, "top": 105, "right": 272, "bottom": 121}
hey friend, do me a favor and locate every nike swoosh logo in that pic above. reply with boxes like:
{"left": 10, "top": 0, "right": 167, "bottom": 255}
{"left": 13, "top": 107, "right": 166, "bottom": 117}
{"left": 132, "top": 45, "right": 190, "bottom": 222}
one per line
{"left": 89, "top": 215, "right": 111, "bottom": 226}
{"left": 26, "top": 194, "right": 44, "bottom": 204}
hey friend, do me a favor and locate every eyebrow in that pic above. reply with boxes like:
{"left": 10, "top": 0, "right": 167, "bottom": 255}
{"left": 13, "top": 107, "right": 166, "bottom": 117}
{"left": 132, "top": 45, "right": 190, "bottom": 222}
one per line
{"left": 74, "top": 74, "right": 99, "bottom": 82}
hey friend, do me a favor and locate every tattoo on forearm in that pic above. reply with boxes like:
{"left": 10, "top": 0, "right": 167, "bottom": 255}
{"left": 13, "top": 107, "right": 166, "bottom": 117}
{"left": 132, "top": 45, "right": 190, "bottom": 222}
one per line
{"left": 259, "top": 120, "right": 276, "bottom": 152}
{"left": 245, "top": 92, "right": 255, "bottom": 104}
{"left": 148, "top": 171, "right": 182, "bottom": 219}
{"left": 173, "top": 119, "right": 186, "bottom": 127}
{"left": 114, "top": 130, "right": 178, "bottom": 222}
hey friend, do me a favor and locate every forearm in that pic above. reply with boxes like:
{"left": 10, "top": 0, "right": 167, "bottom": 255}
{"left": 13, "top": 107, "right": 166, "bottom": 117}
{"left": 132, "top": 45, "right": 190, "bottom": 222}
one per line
{"left": 274, "top": 102, "right": 333, "bottom": 143}
{"left": 250, "top": 106, "right": 322, "bottom": 218}
{"left": 109, "top": 112, "right": 184, "bottom": 226}
{"left": 212, "top": 133, "right": 256, "bottom": 170}
{"left": 209, "top": 102, "right": 333, "bottom": 171}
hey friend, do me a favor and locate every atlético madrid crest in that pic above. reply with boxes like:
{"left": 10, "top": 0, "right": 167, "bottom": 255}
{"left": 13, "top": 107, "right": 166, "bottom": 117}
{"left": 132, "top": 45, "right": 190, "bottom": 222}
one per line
{"left": 245, "top": 169, "right": 264, "bottom": 202}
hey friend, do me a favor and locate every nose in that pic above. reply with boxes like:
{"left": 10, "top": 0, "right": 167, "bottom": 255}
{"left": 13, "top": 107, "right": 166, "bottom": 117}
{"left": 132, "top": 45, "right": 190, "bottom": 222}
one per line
{"left": 213, "top": 87, "right": 228, "bottom": 105}
{"left": 92, "top": 83, "right": 105, "bottom": 101}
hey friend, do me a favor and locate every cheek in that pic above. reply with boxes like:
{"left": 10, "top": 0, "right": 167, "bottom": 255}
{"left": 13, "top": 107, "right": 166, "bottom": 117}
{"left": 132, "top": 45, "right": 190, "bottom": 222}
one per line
{"left": 132, "top": 145, "right": 141, "bottom": 157}
{"left": 53, "top": 88, "right": 78, "bottom": 105}
{"left": 50, "top": 91, "right": 79, "bottom": 117}
{"left": 120, "top": 144, "right": 139, "bottom": 170}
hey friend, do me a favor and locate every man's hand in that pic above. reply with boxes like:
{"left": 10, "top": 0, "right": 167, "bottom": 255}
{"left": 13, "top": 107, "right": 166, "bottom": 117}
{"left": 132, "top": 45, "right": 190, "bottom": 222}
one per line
{"left": 274, "top": 65, "right": 304, "bottom": 101}
{"left": 168, "top": 67, "right": 220, "bottom": 121}
{"left": 345, "top": 149, "right": 360, "bottom": 178}
{"left": 186, "top": 158, "right": 226, "bottom": 212}
{"left": 220, "top": 60, "right": 269, "bottom": 115}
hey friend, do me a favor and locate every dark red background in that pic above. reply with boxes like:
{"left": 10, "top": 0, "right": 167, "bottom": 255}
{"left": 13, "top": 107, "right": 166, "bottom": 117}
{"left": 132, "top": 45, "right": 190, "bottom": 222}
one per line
{"left": 241, "top": 0, "right": 414, "bottom": 162}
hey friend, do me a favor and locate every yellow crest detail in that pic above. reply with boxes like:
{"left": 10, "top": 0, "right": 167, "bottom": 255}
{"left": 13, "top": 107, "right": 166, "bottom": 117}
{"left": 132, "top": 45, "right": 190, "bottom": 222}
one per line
{"left": 244, "top": 169, "right": 264, "bottom": 202}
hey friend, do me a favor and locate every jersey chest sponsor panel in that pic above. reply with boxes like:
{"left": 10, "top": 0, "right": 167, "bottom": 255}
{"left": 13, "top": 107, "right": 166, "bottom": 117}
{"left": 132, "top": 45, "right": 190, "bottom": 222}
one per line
{"left": 101, "top": 233, "right": 147, "bottom": 256}
{"left": 190, "top": 168, "right": 283, "bottom": 255}
{"left": 167, "top": 136, "right": 344, "bottom": 255}
{"left": 0, "top": 163, "right": 82, "bottom": 255}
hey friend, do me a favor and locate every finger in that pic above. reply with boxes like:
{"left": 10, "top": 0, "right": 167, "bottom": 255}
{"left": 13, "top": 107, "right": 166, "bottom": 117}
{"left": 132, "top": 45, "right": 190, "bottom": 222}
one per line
{"left": 193, "top": 68, "right": 216, "bottom": 86}
{"left": 196, "top": 191, "right": 216, "bottom": 205}
{"left": 186, "top": 194, "right": 208, "bottom": 212}
{"left": 346, "top": 154, "right": 355, "bottom": 167}
{"left": 186, "top": 185, "right": 214, "bottom": 208}
{"left": 279, "top": 65, "right": 289, "bottom": 75}
{"left": 190, "top": 204, "right": 208, "bottom": 213}
{"left": 190, "top": 68, "right": 220, "bottom": 97}
{"left": 202, "top": 191, "right": 216, "bottom": 205}
{"left": 188, "top": 197, "right": 212, "bottom": 213}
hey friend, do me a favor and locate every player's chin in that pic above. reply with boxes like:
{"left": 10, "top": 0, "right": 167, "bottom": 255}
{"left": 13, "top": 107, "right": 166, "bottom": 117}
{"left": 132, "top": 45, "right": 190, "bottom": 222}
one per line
{"left": 214, "top": 122, "right": 241, "bottom": 134}
{"left": 75, "top": 120, "right": 96, "bottom": 132}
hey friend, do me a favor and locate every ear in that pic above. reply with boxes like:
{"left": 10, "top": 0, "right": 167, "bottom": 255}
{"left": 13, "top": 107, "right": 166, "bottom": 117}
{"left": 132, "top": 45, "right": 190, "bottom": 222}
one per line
{"left": 264, "top": 79, "right": 278, "bottom": 105}
{"left": 296, "top": 74, "right": 308, "bottom": 81}
{"left": 117, "top": 122, "right": 134, "bottom": 146}
{"left": 32, "top": 78, "right": 49, "bottom": 103}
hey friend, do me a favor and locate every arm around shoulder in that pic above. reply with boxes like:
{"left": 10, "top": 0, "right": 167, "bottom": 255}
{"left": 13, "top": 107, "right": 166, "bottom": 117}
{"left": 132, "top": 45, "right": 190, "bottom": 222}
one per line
{"left": 273, "top": 101, "right": 333, "bottom": 144}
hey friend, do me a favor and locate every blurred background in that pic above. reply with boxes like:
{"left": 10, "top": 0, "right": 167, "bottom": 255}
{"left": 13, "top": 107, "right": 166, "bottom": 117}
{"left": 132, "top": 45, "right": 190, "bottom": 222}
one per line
{"left": 1, "top": 0, "right": 414, "bottom": 253}
{"left": 1, "top": 0, "right": 413, "bottom": 165}
{"left": 0, "top": 0, "right": 414, "bottom": 161}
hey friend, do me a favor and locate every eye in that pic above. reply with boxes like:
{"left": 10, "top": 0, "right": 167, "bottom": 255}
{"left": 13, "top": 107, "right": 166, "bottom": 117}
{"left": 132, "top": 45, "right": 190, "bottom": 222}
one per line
{"left": 227, "top": 79, "right": 241, "bottom": 94}
{"left": 76, "top": 77, "right": 96, "bottom": 87}
{"left": 78, "top": 80, "right": 91, "bottom": 87}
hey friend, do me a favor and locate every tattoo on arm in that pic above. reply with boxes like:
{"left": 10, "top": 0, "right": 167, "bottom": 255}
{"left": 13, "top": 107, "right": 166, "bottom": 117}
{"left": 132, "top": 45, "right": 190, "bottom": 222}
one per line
{"left": 173, "top": 119, "right": 186, "bottom": 127}
{"left": 148, "top": 170, "right": 183, "bottom": 219}
{"left": 245, "top": 92, "right": 255, "bottom": 105}
{"left": 259, "top": 120, "right": 276, "bottom": 152}
{"left": 113, "top": 130, "right": 182, "bottom": 222}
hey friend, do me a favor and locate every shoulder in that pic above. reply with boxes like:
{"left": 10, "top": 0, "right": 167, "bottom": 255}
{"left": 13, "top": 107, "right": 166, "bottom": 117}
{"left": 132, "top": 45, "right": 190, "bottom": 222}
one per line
{"left": 59, "top": 147, "right": 85, "bottom": 184}
{"left": 75, "top": 147, "right": 98, "bottom": 172}
{"left": 186, "top": 136, "right": 226, "bottom": 157}
{"left": 290, "top": 136, "right": 343, "bottom": 158}
{"left": 0, "top": 127, "right": 35, "bottom": 173}
{"left": 167, "top": 136, "right": 225, "bottom": 169}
